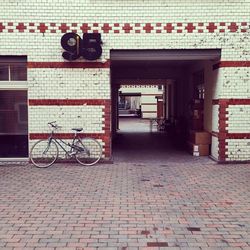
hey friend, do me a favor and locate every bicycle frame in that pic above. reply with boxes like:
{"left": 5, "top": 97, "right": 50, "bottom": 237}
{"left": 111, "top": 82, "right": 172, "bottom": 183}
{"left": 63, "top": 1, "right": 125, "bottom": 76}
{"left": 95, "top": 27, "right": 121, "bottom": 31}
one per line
{"left": 47, "top": 130, "right": 84, "bottom": 157}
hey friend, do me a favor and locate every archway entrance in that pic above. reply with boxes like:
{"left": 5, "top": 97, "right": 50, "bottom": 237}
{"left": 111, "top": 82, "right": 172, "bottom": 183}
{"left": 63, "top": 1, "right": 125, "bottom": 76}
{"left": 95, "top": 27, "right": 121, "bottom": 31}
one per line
{"left": 110, "top": 49, "right": 221, "bottom": 162}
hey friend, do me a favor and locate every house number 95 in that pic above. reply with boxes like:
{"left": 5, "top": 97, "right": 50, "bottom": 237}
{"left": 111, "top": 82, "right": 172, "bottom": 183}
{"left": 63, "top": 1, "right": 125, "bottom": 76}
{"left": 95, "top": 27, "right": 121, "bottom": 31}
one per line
{"left": 61, "top": 32, "right": 102, "bottom": 61}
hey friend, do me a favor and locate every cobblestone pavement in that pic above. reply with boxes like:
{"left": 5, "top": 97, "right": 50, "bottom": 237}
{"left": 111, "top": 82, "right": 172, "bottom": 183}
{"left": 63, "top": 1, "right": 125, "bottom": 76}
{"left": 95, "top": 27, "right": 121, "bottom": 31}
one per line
{"left": 0, "top": 159, "right": 250, "bottom": 250}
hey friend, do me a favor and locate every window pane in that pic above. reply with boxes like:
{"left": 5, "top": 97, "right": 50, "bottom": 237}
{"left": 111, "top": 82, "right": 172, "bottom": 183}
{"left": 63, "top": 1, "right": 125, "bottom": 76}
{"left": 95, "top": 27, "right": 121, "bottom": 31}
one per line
{"left": 0, "top": 64, "right": 9, "bottom": 81}
{"left": 10, "top": 64, "right": 27, "bottom": 81}
{"left": 0, "top": 90, "right": 28, "bottom": 157}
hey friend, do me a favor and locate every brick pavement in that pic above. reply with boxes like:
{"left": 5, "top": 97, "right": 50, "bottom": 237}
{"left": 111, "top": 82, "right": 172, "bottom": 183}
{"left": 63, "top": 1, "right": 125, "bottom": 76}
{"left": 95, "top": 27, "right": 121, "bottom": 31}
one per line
{"left": 0, "top": 160, "right": 250, "bottom": 250}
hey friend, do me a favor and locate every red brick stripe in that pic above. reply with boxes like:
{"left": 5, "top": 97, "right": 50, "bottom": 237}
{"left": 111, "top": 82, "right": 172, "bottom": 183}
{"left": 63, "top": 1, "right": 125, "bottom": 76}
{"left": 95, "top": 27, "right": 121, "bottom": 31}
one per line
{"left": 212, "top": 99, "right": 250, "bottom": 105}
{"left": 102, "top": 101, "right": 111, "bottom": 158}
{"left": 28, "top": 61, "right": 110, "bottom": 69}
{"left": 29, "top": 99, "right": 109, "bottom": 106}
{"left": 29, "top": 133, "right": 108, "bottom": 140}
{"left": 213, "top": 61, "right": 250, "bottom": 70}
{"left": 226, "top": 99, "right": 250, "bottom": 105}
{"left": 226, "top": 133, "right": 250, "bottom": 139}
{"left": 212, "top": 99, "right": 219, "bottom": 105}
{"left": 212, "top": 132, "right": 250, "bottom": 139}
{"left": 218, "top": 101, "right": 228, "bottom": 161}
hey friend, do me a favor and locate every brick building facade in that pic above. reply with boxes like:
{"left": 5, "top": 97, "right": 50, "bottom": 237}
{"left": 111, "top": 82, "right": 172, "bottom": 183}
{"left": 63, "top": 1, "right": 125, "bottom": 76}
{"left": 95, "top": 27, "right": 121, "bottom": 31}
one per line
{"left": 0, "top": 0, "right": 249, "bottom": 162}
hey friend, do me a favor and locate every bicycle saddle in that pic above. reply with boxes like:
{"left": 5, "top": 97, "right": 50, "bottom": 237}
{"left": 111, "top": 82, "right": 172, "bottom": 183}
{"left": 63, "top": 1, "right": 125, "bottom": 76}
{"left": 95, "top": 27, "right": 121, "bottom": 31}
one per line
{"left": 71, "top": 128, "right": 83, "bottom": 132}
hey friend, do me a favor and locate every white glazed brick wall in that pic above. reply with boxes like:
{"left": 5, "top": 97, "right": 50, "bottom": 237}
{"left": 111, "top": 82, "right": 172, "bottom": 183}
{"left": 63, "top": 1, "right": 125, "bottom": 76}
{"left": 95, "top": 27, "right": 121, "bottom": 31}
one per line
{"left": 29, "top": 106, "right": 104, "bottom": 134}
{"left": 219, "top": 68, "right": 250, "bottom": 99}
{"left": 226, "top": 139, "right": 250, "bottom": 161}
{"left": 0, "top": 1, "right": 249, "bottom": 62}
{"left": 0, "top": 0, "right": 250, "bottom": 161}
{"left": 212, "top": 105, "right": 219, "bottom": 132}
{"left": 211, "top": 136, "right": 219, "bottom": 161}
{"left": 120, "top": 86, "right": 161, "bottom": 93}
{"left": 143, "top": 114, "right": 156, "bottom": 119}
{"left": 120, "top": 86, "right": 162, "bottom": 118}
{"left": 141, "top": 96, "right": 158, "bottom": 119}
{"left": 227, "top": 105, "right": 250, "bottom": 133}
{"left": 0, "top": 31, "right": 248, "bottom": 61}
{"left": 1, "top": 0, "right": 249, "bottom": 22}
{"left": 28, "top": 68, "right": 110, "bottom": 99}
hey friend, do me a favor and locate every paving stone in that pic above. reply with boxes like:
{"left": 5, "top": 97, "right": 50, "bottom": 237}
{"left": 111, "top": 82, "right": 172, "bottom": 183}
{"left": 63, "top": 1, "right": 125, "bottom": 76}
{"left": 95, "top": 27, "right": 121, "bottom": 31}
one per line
{"left": 0, "top": 161, "right": 249, "bottom": 249}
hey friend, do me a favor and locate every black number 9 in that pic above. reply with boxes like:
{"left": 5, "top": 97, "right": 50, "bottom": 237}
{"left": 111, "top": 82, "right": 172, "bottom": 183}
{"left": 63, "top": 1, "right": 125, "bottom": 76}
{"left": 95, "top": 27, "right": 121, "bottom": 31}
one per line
{"left": 61, "top": 33, "right": 81, "bottom": 61}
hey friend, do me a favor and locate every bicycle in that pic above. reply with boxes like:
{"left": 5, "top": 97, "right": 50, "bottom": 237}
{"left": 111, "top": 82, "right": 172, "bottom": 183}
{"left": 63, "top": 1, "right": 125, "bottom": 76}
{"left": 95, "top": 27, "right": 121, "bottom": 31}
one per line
{"left": 30, "top": 121, "right": 102, "bottom": 168}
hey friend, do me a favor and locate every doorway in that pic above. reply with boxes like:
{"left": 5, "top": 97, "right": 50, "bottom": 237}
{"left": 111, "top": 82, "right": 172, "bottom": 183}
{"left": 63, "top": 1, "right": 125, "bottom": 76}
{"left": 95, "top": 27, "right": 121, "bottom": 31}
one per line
{"left": 110, "top": 49, "right": 221, "bottom": 161}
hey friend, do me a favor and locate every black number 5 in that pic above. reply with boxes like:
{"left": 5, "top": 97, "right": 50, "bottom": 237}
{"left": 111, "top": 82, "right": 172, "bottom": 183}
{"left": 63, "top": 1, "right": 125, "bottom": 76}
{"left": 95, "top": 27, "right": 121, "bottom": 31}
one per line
{"left": 82, "top": 33, "right": 102, "bottom": 61}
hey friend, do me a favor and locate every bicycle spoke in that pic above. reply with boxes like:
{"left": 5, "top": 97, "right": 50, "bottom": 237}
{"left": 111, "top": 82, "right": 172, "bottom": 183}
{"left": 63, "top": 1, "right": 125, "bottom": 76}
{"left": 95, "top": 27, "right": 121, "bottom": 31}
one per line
{"left": 30, "top": 140, "right": 58, "bottom": 168}
{"left": 75, "top": 138, "right": 102, "bottom": 166}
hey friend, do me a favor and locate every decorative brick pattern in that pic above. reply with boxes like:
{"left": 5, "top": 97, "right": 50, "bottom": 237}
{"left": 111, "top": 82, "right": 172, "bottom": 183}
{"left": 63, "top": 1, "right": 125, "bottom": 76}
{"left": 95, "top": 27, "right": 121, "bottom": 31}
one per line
{"left": 218, "top": 100, "right": 228, "bottom": 162}
{"left": 29, "top": 99, "right": 111, "bottom": 159}
{"left": 212, "top": 99, "right": 250, "bottom": 162}
{"left": 0, "top": 21, "right": 249, "bottom": 34}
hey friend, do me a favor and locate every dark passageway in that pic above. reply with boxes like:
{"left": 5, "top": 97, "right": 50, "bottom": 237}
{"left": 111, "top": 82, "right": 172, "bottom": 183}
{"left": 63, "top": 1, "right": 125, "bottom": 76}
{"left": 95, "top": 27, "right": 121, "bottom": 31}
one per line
{"left": 112, "top": 118, "right": 212, "bottom": 165}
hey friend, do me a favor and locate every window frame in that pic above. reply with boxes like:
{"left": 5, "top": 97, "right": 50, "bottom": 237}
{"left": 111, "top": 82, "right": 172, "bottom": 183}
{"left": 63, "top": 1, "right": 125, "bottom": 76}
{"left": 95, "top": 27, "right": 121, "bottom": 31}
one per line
{"left": 0, "top": 56, "right": 27, "bottom": 88}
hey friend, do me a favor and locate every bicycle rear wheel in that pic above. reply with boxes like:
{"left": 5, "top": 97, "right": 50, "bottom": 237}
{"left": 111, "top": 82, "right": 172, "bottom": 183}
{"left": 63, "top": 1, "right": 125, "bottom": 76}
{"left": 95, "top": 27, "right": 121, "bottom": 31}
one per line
{"left": 75, "top": 138, "right": 102, "bottom": 166}
{"left": 30, "top": 139, "right": 59, "bottom": 168}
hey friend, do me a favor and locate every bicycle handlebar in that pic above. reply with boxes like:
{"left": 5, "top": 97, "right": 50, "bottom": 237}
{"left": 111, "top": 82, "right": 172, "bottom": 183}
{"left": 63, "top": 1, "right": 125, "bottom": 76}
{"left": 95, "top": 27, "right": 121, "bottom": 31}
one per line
{"left": 48, "top": 121, "right": 62, "bottom": 129}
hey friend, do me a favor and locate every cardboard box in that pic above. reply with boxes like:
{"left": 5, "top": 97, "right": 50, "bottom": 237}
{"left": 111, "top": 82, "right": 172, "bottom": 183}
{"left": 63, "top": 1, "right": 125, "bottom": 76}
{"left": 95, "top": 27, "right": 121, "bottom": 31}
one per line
{"left": 187, "top": 141, "right": 210, "bottom": 156}
{"left": 189, "top": 130, "right": 211, "bottom": 144}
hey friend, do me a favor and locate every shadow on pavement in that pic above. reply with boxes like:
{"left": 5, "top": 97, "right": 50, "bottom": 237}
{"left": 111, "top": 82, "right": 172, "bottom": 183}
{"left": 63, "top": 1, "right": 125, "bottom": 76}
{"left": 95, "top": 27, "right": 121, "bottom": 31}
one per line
{"left": 112, "top": 131, "right": 213, "bottom": 165}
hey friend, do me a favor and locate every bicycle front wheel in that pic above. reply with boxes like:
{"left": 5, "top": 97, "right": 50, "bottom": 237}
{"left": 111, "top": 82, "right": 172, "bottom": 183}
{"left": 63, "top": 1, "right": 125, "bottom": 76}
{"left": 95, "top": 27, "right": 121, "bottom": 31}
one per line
{"left": 30, "top": 139, "right": 59, "bottom": 168}
{"left": 75, "top": 138, "right": 102, "bottom": 166}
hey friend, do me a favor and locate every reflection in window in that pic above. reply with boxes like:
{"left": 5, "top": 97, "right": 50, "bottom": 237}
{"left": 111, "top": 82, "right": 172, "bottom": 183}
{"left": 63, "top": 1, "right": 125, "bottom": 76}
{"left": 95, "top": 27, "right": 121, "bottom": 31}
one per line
{"left": 0, "top": 56, "right": 27, "bottom": 81}
{"left": 10, "top": 64, "right": 27, "bottom": 81}
{"left": 0, "top": 90, "right": 28, "bottom": 157}
{"left": 0, "top": 65, "right": 9, "bottom": 81}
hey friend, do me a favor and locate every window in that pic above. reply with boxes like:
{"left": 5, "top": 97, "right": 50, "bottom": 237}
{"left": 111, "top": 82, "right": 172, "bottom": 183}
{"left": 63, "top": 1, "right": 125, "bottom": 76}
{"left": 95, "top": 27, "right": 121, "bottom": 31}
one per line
{"left": 15, "top": 103, "right": 28, "bottom": 124}
{"left": 0, "top": 65, "right": 9, "bottom": 80}
{"left": 0, "top": 56, "right": 27, "bottom": 81}
{"left": 0, "top": 57, "right": 28, "bottom": 158}
{"left": 193, "top": 70, "right": 205, "bottom": 99}
{"left": 0, "top": 90, "right": 28, "bottom": 158}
